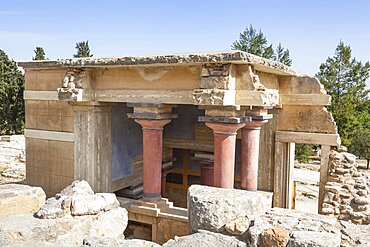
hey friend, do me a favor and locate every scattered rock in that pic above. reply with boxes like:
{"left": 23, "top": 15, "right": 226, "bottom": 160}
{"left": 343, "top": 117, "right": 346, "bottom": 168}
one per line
{"left": 188, "top": 185, "right": 272, "bottom": 235}
{"left": 0, "top": 184, "right": 45, "bottom": 218}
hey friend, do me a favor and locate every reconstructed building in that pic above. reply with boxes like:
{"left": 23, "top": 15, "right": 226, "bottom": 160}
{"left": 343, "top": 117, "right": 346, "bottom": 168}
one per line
{"left": 19, "top": 51, "right": 340, "bottom": 239}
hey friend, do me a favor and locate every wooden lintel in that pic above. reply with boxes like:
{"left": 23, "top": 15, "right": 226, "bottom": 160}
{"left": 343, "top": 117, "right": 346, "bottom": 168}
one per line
{"left": 96, "top": 89, "right": 194, "bottom": 104}
{"left": 280, "top": 94, "right": 331, "bottom": 106}
{"left": 236, "top": 90, "right": 279, "bottom": 106}
{"left": 275, "top": 131, "right": 340, "bottom": 146}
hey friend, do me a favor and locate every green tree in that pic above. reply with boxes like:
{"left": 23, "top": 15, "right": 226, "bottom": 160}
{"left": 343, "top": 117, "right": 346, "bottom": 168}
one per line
{"left": 350, "top": 127, "right": 370, "bottom": 169}
{"left": 33, "top": 47, "right": 46, "bottom": 60}
{"left": 73, "top": 40, "right": 93, "bottom": 58}
{"left": 295, "top": 144, "right": 313, "bottom": 163}
{"left": 316, "top": 41, "right": 370, "bottom": 147}
{"left": 232, "top": 25, "right": 292, "bottom": 66}
{"left": 0, "top": 49, "right": 24, "bottom": 134}
{"left": 274, "top": 43, "right": 292, "bottom": 66}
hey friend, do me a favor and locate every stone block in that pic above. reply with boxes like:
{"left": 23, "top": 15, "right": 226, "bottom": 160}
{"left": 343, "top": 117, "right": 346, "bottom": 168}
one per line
{"left": 287, "top": 231, "right": 341, "bottom": 247}
{"left": 261, "top": 226, "right": 289, "bottom": 247}
{"left": 188, "top": 185, "right": 272, "bottom": 235}
{"left": 61, "top": 116, "right": 74, "bottom": 132}
{"left": 0, "top": 184, "right": 46, "bottom": 218}
{"left": 162, "top": 230, "right": 247, "bottom": 247}
{"left": 25, "top": 71, "right": 37, "bottom": 90}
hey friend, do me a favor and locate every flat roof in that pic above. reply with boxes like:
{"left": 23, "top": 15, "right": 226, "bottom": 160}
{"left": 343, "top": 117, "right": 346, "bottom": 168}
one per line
{"left": 18, "top": 50, "right": 300, "bottom": 76}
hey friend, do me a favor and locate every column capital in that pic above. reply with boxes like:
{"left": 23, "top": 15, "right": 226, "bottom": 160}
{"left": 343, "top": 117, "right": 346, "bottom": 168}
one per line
{"left": 206, "top": 122, "right": 245, "bottom": 135}
{"left": 127, "top": 103, "right": 177, "bottom": 120}
{"left": 135, "top": 119, "right": 171, "bottom": 130}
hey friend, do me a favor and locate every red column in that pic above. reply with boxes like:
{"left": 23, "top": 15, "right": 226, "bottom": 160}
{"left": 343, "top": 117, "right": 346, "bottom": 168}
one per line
{"left": 196, "top": 161, "right": 214, "bottom": 186}
{"left": 241, "top": 121, "right": 266, "bottom": 191}
{"left": 135, "top": 119, "right": 171, "bottom": 202}
{"left": 206, "top": 122, "right": 245, "bottom": 188}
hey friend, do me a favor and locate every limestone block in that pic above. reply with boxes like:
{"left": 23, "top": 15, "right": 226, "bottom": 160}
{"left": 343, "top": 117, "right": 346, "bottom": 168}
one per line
{"left": 0, "top": 208, "right": 128, "bottom": 247}
{"left": 35, "top": 197, "right": 70, "bottom": 219}
{"left": 82, "top": 237, "right": 160, "bottom": 247}
{"left": 156, "top": 217, "right": 190, "bottom": 244}
{"left": 188, "top": 185, "right": 272, "bottom": 235}
{"left": 59, "top": 180, "right": 94, "bottom": 196}
{"left": 287, "top": 231, "right": 341, "bottom": 247}
{"left": 162, "top": 230, "right": 247, "bottom": 247}
{"left": 0, "top": 184, "right": 46, "bottom": 218}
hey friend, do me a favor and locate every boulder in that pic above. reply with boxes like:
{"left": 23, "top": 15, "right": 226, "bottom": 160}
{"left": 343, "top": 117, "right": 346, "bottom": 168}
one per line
{"left": 162, "top": 230, "right": 247, "bottom": 247}
{"left": 0, "top": 184, "right": 45, "bottom": 218}
{"left": 287, "top": 231, "right": 341, "bottom": 247}
{"left": 188, "top": 185, "right": 272, "bottom": 235}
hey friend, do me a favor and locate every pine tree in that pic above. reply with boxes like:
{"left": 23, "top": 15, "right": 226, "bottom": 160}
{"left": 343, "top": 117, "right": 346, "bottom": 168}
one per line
{"left": 0, "top": 49, "right": 25, "bottom": 134}
{"left": 232, "top": 25, "right": 292, "bottom": 66}
{"left": 33, "top": 47, "right": 46, "bottom": 60}
{"left": 316, "top": 41, "right": 370, "bottom": 146}
{"left": 73, "top": 40, "right": 93, "bottom": 58}
{"left": 274, "top": 43, "right": 292, "bottom": 66}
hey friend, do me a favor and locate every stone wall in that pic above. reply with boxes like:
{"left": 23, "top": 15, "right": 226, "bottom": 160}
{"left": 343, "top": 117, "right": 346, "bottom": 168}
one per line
{"left": 321, "top": 149, "right": 370, "bottom": 224}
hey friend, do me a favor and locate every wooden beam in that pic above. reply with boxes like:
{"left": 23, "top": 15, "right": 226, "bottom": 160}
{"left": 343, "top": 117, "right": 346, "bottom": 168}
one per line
{"left": 236, "top": 89, "right": 279, "bottom": 106}
{"left": 273, "top": 142, "right": 285, "bottom": 207}
{"left": 24, "top": 90, "right": 58, "bottom": 100}
{"left": 95, "top": 89, "right": 194, "bottom": 105}
{"left": 275, "top": 131, "right": 340, "bottom": 146}
{"left": 24, "top": 128, "right": 74, "bottom": 142}
{"left": 318, "top": 145, "right": 331, "bottom": 214}
{"left": 280, "top": 94, "right": 331, "bottom": 106}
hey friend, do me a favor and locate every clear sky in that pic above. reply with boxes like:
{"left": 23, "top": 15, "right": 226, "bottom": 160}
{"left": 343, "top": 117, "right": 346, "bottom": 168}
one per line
{"left": 1, "top": 0, "right": 369, "bottom": 81}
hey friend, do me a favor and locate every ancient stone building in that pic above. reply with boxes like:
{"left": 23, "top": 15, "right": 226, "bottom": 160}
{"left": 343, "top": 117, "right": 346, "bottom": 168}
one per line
{"left": 19, "top": 51, "right": 341, "bottom": 239}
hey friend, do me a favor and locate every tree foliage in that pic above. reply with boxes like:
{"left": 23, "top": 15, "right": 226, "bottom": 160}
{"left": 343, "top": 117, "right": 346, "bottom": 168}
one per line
{"left": 350, "top": 127, "right": 370, "bottom": 169}
{"left": 33, "top": 47, "right": 46, "bottom": 60}
{"left": 0, "top": 49, "right": 24, "bottom": 134}
{"left": 316, "top": 41, "right": 370, "bottom": 147}
{"left": 295, "top": 144, "right": 313, "bottom": 163}
{"left": 232, "top": 25, "right": 292, "bottom": 66}
{"left": 73, "top": 40, "right": 93, "bottom": 58}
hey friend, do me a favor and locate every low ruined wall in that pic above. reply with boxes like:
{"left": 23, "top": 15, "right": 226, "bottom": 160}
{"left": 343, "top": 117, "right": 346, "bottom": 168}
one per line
{"left": 321, "top": 150, "right": 370, "bottom": 224}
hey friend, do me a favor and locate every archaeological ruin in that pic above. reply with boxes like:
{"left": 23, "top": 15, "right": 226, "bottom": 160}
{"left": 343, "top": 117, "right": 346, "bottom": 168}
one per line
{"left": 18, "top": 51, "right": 349, "bottom": 242}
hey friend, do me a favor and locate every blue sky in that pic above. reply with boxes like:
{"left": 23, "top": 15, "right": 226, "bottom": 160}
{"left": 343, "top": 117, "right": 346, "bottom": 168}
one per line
{"left": 1, "top": 0, "right": 369, "bottom": 81}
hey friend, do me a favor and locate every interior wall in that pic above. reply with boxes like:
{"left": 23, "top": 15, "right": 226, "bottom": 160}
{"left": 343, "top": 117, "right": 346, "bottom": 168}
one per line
{"left": 111, "top": 103, "right": 143, "bottom": 180}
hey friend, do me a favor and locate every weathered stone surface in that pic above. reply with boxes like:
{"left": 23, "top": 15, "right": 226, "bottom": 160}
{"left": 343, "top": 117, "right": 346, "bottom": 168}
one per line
{"left": 246, "top": 208, "right": 341, "bottom": 247}
{"left": 188, "top": 185, "right": 272, "bottom": 235}
{"left": 260, "top": 226, "right": 289, "bottom": 247}
{"left": 0, "top": 205, "right": 128, "bottom": 247}
{"left": 82, "top": 237, "right": 160, "bottom": 247}
{"left": 36, "top": 181, "right": 120, "bottom": 218}
{"left": 162, "top": 230, "right": 247, "bottom": 247}
{"left": 0, "top": 183, "right": 45, "bottom": 218}
{"left": 59, "top": 180, "right": 94, "bottom": 196}
{"left": 287, "top": 231, "right": 341, "bottom": 247}
{"left": 340, "top": 220, "right": 370, "bottom": 246}
{"left": 18, "top": 51, "right": 300, "bottom": 77}
{"left": 321, "top": 150, "right": 370, "bottom": 224}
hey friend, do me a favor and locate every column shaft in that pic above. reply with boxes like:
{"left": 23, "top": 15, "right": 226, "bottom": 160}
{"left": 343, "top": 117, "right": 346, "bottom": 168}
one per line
{"left": 241, "top": 121, "right": 265, "bottom": 191}
{"left": 135, "top": 119, "right": 170, "bottom": 201}
{"left": 206, "top": 122, "right": 245, "bottom": 189}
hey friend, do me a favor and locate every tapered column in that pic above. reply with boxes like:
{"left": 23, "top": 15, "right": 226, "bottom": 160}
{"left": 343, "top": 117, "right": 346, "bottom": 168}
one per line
{"left": 128, "top": 103, "right": 177, "bottom": 202}
{"left": 135, "top": 119, "right": 170, "bottom": 201}
{"left": 206, "top": 122, "right": 245, "bottom": 188}
{"left": 199, "top": 162, "right": 214, "bottom": 186}
{"left": 241, "top": 120, "right": 267, "bottom": 191}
